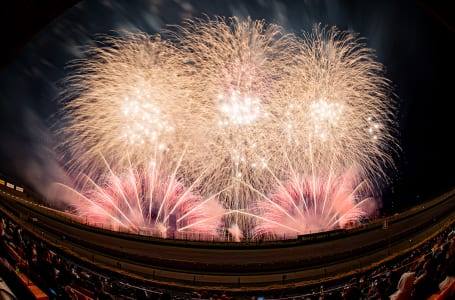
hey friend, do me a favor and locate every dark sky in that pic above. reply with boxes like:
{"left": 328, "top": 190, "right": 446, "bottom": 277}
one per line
{"left": 0, "top": 0, "right": 454, "bottom": 213}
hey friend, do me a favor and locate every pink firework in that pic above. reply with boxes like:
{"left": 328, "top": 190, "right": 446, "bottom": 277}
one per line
{"left": 70, "top": 165, "right": 225, "bottom": 239}
{"left": 253, "top": 169, "right": 378, "bottom": 239}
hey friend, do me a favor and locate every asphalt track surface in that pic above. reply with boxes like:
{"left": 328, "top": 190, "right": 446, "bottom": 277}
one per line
{"left": 1, "top": 186, "right": 455, "bottom": 293}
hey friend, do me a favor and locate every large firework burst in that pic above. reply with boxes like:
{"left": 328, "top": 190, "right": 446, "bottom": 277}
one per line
{"left": 252, "top": 168, "right": 378, "bottom": 240}
{"left": 57, "top": 32, "right": 187, "bottom": 178}
{"left": 167, "top": 16, "right": 299, "bottom": 233}
{"left": 55, "top": 18, "right": 398, "bottom": 240}
{"left": 280, "top": 25, "right": 398, "bottom": 182}
{"left": 56, "top": 162, "right": 225, "bottom": 238}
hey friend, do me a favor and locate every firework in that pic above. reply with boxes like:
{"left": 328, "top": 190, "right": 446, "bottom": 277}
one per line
{"left": 57, "top": 162, "right": 225, "bottom": 238}
{"left": 56, "top": 32, "right": 187, "bottom": 179}
{"left": 168, "top": 17, "right": 298, "bottom": 234}
{"left": 252, "top": 168, "right": 378, "bottom": 239}
{"left": 56, "top": 18, "right": 398, "bottom": 240}
{"left": 247, "top": 25, "right": 397, "bottom": 238}
{"left": 279, "top": 25, "right": 398, "bottom": 181}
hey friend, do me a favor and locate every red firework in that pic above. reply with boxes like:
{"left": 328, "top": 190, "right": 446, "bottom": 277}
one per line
{"left": 253, "top": 169, "right": 378, "bottom": 239}
{"left": 73, "top": 165, "right": 225, "bottom": 239}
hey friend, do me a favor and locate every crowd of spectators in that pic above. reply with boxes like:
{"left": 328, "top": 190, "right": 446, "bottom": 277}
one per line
{"left": 1, "top": 211, "right": 454, "bottom": 300}
{"left": 276, "top": 225, "right": 455, "bottom": 300}
{"left": 1, "top": 214, "right": 167, "bottom": 299}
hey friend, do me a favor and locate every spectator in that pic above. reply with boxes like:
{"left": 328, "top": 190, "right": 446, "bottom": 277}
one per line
{"left": 438, "top": 257, "right": 455, "bottom": 292}
{"left": 385, "top": 270, "right": 401, "bottom": 297}
{"left": 160, "top": 291, "right": 172, "bottom": 300}
{"left": 136, "top": 288, "right": 148, "bottom": 300}
{"left": 389, "top": 272, "right": 415, "bottom": 300}
{"left": 343, "top": 285, "right": 361, "bottom": 300}
{"left": 94, "top": 279, "right": 114, "bottom": 300}
{"left": 0, "top": 218, "right": 6, "bottom": 239}
{"left": 412, "top": 257, "right": 439, "bottom": 300}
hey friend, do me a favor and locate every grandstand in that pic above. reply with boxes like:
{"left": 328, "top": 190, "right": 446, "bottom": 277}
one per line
{"left": 1, "top": 180, "right": 455, "bottom": 299}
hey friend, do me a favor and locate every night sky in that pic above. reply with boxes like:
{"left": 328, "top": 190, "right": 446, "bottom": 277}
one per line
{"left": 0, "top": 0, "right": 454, "bottom": 214}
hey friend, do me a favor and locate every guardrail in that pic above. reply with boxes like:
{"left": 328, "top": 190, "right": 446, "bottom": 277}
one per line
{"left": 2, "top": 181, "right": 454, "bottom": 246}
{"left": 2, "top": 186, "right": 455, "bottom": 275}
{"left": 2, "top": 186, "right": 455, "bottom": 292}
